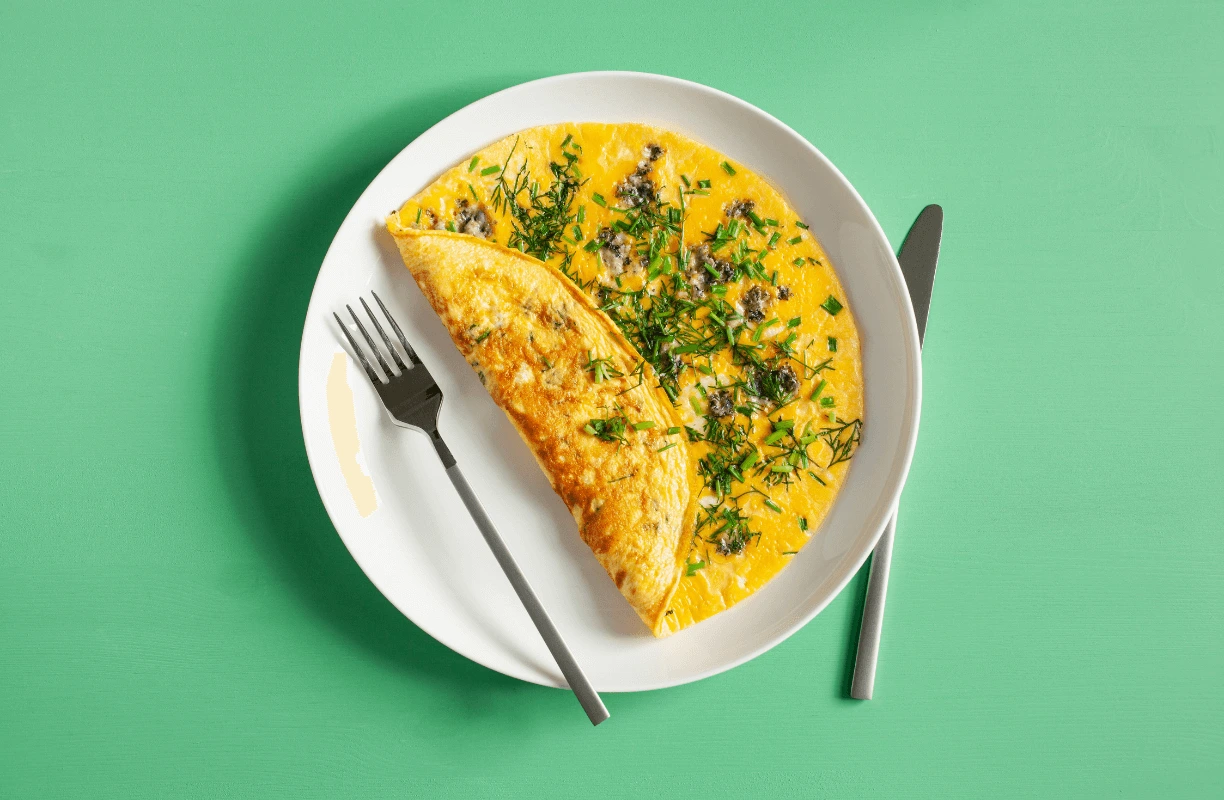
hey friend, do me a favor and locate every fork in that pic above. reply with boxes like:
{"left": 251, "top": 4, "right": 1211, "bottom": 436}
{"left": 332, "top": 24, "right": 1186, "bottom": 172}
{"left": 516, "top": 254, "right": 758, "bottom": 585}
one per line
{"left": 334, "top": 292, "right": 609, "bottom": 726}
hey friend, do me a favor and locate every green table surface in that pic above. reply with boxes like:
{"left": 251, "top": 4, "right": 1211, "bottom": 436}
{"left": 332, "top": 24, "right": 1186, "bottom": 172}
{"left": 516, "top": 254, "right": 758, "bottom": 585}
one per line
{"left": 3, "top": 1, "right": 1222, "bottom": 796}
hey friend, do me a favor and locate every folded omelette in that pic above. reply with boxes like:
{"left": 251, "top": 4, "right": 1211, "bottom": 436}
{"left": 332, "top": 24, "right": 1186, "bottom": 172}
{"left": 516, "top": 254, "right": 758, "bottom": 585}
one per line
{"left": 387, "top": 123, "right": 863, "bottom": 636}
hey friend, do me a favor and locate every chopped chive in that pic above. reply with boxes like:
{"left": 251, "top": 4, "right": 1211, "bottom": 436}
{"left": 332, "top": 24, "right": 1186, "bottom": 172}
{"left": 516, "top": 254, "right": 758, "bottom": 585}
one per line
{"left": 681, "top": 174, "right": 691, "bottom": 187}
{"left": 577, "top": 205, "right": 586, "bottom": 223}
{"left": 765, "top": 218, "right": 779, "bottom": 227}
{"left": 686, "top": 560, "right": 706, "bottom": 576}
{"left": 480, "top": 165, "right": 500, "bottom": 176}
{"left": 632, "top": 420, "right": 655, "bottom": 430}
{"left": 740, "top": 450, "right": 760, "bottom": 470}
{"left": 468, "top": 183, "right": 479, "bottom": 201}
{"left": 782, "top": 550, "right": 799, "bottom": 555}
{"left": 711, "top": 285, "right": 727, "bottom": 295}
{"left": 820, "top": 396, "right": 835, "bottom": 408}
{"left": 781, "top": 332, "right": 797, "bottom": 349}
{"left": 787, "top": 236, "right": 802, "bottom": 245}
{"left": 720, "top": 161, "right": 736, "bottom": 175}
{"left": 752, "top": 324, "right": 766, "bottom": 342}
{"left": 475, "top": 329, "right": 492, "bottom": 343}
{"left": 748, "top": 210, "right": 765, "bottom": 228}
{"left": 584, "top": 424, "right": 598, "bottom": 435}
{"left": 821, "top": 295, "right": 843, "bottom": 315}
{"left": 787, "top": 316, "right": 802, "bottom": 328}
{"left": 690, "top": 396, "right": 704, "bottom": 415}
{"left": 583, "top": 239, "right": 602, "bottom": 253}
{"left": 667, "top": 426, "right": 681, "bottom": 435}
{"left": 657, "top": 442, "right": 677, "bottom": 453}
{"left": 540, "top": 356, "right": 553, "bottom": 370}
{"left": 672, "top": 342, "right": 701, "bottom": 354}
{"left": 798, "top": 516, "right": 808, "bottom": 531}
{"left": 768, "top": 232, "right": 781, "bottom": 248}
{"left": 698, "top": 179, "right": 712, "bottom": 189}
{"left": 697, "top": 364, "right": 713, "bottom": 375}
{"left": 560, "top": 133, "right": 572, "bottom": 148}
{"left": 773, "top": 419, "right": 794, "bottom": 430}
{"left": 828, "top": 410, "right": 837, "bottom": 423}
{"left": 608, "top": 473, "right": 632, "bottom": 483}
{"left": 795, "top": 221, "right": 809, "bottom": 229}
{"left": 770, "top": 271, "right": 778, "bottom": 286}
{"left": 828, "top": 336, "right": 838, "bottom": 352}
{"left": 592, "top": 193, "right": 607, "bottom": 207}
{"left": 793, "top": 257, "right": 805, "bottom": 266}
{"left": 467, "top": 156, "right": 479, "bottom": 172}
{"left": 810, "top": 379, "right": 827, "bottom": 401}
{"left": 445, "top": 221, "right": 456, "bottom": 232}
{"left": 771, "top": 463, "right": 794, "bottom": 473}
{"left": 764, "top": 430, "right": 788, "bottom": 445}
{"left": 414, "top": 206, "right": 422, "bottom": 224}
{"left": 764, "top": 499, "right": 782, "bottom": 513}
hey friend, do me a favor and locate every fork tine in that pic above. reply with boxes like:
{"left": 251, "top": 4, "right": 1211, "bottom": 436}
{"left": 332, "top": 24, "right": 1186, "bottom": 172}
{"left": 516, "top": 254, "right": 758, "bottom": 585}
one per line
{"left": 371, "top": 291, "right": 420, "bottom": 364}
{"left": 360, "top": 297, "right": 407, "bottom": 372}
{"left": 347, "top": 304, "right": 393, "bottom": 378}
{"left": 333, "top": 312, "right": 381, "bottom": 384}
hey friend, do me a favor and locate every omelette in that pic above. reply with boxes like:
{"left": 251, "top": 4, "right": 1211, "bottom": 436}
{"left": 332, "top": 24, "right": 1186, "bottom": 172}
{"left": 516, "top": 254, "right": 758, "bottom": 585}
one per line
{"left": 386, "top": 123, "right": 863, "bottom": 636}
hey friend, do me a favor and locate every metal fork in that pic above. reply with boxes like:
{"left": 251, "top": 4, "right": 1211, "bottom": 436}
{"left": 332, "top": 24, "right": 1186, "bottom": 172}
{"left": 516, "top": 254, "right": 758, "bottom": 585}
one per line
{"left": 334, "top": 292, "right": 609, "bottom": 726}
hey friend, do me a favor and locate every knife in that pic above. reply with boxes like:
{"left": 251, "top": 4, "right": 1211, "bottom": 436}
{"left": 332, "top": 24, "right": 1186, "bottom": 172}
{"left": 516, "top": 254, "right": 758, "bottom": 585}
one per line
{"left": 850, "top": 204, "right": 942, "bottom": 700}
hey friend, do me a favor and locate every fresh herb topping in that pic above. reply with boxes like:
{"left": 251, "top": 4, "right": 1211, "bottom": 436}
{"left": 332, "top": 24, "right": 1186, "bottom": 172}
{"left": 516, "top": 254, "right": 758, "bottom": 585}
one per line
{"left": 584, "top": 351, "right": 623, "bottom": 383}
{"left": 480, "top": 165, "right": 500, "bottom": 176}
{"left": 828, "top": 336, "right": 838, "bottom": 352}
{"left": 720, "top": 161, "right": 737, "bottom": 176}
{"left": 584, "top": 407, "right": 629, "bottom": 443}
{"left": 821, "top": 295, "right": 843, "bottom": 315}
{"left": 468, "top": 156, "right": 479, "bottom": 172}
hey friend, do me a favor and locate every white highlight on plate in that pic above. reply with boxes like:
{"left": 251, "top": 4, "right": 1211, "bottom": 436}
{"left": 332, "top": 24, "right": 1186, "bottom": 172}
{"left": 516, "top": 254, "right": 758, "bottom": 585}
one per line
{"left": 326, "top": 351, "right": 378, "bottom": 518}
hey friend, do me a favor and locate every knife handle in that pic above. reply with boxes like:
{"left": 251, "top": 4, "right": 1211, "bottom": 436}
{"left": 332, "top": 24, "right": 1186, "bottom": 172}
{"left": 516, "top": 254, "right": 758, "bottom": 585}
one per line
{"left": 850, "top": 510, "right": 897, "bottom": 700}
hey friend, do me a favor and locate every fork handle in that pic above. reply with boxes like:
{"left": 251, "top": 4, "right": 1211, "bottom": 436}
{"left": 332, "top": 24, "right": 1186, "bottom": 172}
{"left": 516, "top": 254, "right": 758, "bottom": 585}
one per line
{"left": 442, "top": 457, "right": 610, "bottom": 726}
{"left": 850, "top": 511, "right": 898, "bottom": 700}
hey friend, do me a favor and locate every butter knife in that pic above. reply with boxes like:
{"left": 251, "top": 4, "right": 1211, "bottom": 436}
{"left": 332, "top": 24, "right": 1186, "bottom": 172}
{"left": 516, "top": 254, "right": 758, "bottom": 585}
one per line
{"left": 850, "top": 204, "right": 942, "bottom": 700}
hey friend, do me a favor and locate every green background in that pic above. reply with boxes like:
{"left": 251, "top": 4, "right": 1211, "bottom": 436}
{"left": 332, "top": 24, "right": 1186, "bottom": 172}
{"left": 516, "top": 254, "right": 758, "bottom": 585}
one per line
{"left": 3, "top": 0, "right": 1221, "bottom": 796}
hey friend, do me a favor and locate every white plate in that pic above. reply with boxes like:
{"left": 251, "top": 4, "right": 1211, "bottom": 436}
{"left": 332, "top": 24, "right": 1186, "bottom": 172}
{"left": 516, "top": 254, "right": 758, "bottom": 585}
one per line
{"left": 298, "top": 72, "right": 921, "bottom": 691}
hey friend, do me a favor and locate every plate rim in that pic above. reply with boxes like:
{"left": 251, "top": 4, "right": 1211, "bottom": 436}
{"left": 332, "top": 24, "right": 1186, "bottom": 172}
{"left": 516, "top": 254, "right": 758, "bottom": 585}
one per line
{"left": 297, "top": 70, "right": 921, "bottom": 691}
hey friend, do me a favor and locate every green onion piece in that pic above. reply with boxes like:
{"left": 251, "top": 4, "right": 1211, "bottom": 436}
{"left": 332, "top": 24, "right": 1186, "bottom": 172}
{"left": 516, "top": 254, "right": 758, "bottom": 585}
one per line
{"left": 690, "top": 397, "right": 703, "bottom": 415}
{"left": 828, "top": 410, "right": 837, "bottom": 424}
{"left": 672, "top": 342, "right": 701, "bottom": 354}
{"left": 468, "top": 183, "right": 479, "bottom": 201}
{"left": 795, "top": 221, "right": 809, "bottom": 229}
{"left": 821, "top": 295, "right": 843, "bottom": 315}
{"left": 767, "top": 232, "right": 781, "bottom": 248}
{"left": 787, "top": 236, "right": 802, "bottom": 245}
{"left": 686, "top": 560, "right": 706, "bottom": 576}
{"left": 592, "top": 193, "right": 607, "bottom": 207}
{"left": 681, "top": 173, "right": 691, "bottom": 187}
{"left": 632, "top": 420, "right": 655, "bottom": 431}
{"left": 583, "top": 239, "right": 601, "bottom": 253}
{"left": 782, "top": 550, "right": 799, "bottom": 555}
{"left": 781, "top": 332, "right": 797, "bottom": 349}
{"left": 764, "top": 430, "right": 788, "bottom": 445}
{"left": 697, "top": 364, "right": 713, "bottom": 375}
{"left": 752, "top": 324, "right": 766, "bottom": 342}
{"left": 740, "top": 450, "right": 760, "bottom": 470}
{"left": 765, "top": 218, "right": 779, "bottom": 226}
{"left": 711, "top": 285, "right": 727, "bottom": 295}
{"left": 793, "top": 257, "right": 805, "bottom": 266}
{"left": 771, "top": 463, "right": 794, "bottom": 473}
{"left": 748, "top": 210, "right": 765, "bottom": 228}
{"left": 764, "top": 499, "right": 783, "bottom": 513}
{"left": 467, "top": 156, "right": 479, "bottom": 172}
{"left": 577, "top": 205, "right": 586, "bottom": 223}
{"left": 798, "top": 516, "right": 808, "bottom": 531}
{"left": 667, "top": 426, "right": 681, "bottom": 435}
{"left": 773, "top": 419, "right": 794, "bottom": 430}
{"left": 721, "top": 161, "right": 736, "bottom": 175}
{"left": 560, "top": 133, "right": 572, "bottom": 148}
{"left": 698, "top": 179, "right": 712, "bottom": 189}
{"left": 810, "top": 379, "right": 827, "bottom": 401}
{"left": 414, "top": 207, "right": 422, "bottom": 223}
{"left": 828, "top": 336, "right": 838, "bottom": 352}
{"left": 584, "top": 424, "right": 597, "bottom": 435}
{"left": 445, "top": 221, "right": 456, "bottom": 232}
{"left": 657, "top": 442, "right": 677, "bottom": 453}
{"left": 480, "top": 165, "right": 500, "bottom": 176}
{"left": 787, "top": 316, "right": 802, "bottom": 328}
{"left": 770, "top": 271, "right": 778, "bottom": 286}
{"left": 820, "top": 396, "right": 835, "bottom": 408}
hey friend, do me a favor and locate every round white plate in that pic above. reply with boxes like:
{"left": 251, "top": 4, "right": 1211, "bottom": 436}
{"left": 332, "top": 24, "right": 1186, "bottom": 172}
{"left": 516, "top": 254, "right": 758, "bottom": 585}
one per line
{"left": 298, "top": 72, "right": 921, "bottom": 691}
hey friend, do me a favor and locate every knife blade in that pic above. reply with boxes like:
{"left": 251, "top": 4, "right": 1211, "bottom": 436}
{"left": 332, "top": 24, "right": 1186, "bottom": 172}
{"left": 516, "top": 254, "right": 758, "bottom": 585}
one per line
{"left": 850, "top": 204, "right": 942, "bottom": 700}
